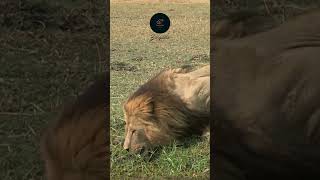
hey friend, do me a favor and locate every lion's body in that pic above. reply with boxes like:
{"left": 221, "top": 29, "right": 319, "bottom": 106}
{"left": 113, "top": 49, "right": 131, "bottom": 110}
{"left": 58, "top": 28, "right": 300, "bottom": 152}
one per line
{"left": 213, "top": 10, "right": 320, "bottom": 179}
{"left": 123, "top": 65, "right": 210, "bottom": 152}
{"left": 172, "top": 65, "right": 210, "bottom": 113}
{"left": 40, "top": 74, "right": 108, "bottom": 180}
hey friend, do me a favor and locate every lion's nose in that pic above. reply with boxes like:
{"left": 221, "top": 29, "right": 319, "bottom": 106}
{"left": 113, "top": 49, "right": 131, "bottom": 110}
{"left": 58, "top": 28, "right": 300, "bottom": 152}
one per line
{"left": 123, "top": 140, "right": 130, "bottom": 151}
{"left": 123, "top": 145, "right": 130, "bottom": 152}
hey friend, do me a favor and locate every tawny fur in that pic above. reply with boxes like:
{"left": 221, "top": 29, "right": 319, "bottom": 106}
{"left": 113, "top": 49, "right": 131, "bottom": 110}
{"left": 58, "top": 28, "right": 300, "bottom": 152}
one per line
{"left": 213, "top": 10, "right": 320, "bottom": 179}
{"left": 123, "top": 65, "right": 210, "bottom": 152}
{"left": 40, "top": 75, "right": 108, "bottom": 180}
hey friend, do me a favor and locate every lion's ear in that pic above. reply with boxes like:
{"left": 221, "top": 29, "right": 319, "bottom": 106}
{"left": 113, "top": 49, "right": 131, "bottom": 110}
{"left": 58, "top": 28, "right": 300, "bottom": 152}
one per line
{"left": 180, "top": 64, "right": 193, "bottom": 73}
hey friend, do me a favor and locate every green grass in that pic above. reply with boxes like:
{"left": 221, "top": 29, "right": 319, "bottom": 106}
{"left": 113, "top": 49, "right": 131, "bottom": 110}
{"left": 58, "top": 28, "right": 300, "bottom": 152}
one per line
{"left": 110, "top": 2, "right": 210, "bottom": 178}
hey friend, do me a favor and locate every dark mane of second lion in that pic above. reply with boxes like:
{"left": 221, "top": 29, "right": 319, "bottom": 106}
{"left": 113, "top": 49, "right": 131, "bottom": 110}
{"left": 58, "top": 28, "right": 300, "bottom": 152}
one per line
{"left": 40, "top": 72, "right": 109, "bottom": 180}
{"left": 127, "top": 70, "right": 210, "bottom": 139}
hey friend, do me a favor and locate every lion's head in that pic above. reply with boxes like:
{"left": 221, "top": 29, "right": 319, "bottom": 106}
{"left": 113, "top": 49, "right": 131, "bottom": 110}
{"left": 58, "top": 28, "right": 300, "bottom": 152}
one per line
{"left": 122, "top": 66, "right": 210, "bottom": 153}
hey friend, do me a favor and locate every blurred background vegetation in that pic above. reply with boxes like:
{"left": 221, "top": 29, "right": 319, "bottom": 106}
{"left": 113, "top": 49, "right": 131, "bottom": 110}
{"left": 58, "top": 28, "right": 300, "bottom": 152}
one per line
{"left": 215, "top": 0, "right": 320, "bottom": 17}
{"left": 0, "top": 0, "right": 107, "bottom": 179}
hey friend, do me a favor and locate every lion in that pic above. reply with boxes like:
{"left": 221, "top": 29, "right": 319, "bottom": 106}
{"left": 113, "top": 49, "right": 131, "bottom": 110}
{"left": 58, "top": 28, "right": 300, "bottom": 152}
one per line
{"left": 122, "top": 65, "right": 210, "bottom": 153}
{"left": 40, "top": 74, "right": 109, "bottom": 180}
{"left": 213, "top": 10, "right": 320, "bottom": 179}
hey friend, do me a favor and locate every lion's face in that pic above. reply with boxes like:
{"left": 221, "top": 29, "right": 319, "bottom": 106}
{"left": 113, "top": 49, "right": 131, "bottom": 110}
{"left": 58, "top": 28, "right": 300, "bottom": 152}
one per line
{"left": 122, "top": 100, "right": 172, "bottom": 153}
{"left": 123, "top": 112, "right": 151, "bottom": 153}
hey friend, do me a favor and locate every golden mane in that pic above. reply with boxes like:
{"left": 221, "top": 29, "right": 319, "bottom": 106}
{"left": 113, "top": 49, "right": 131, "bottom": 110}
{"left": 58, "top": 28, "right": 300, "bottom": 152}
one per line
{"left": 124, "top": 66, "right": 210, "bottom": 140}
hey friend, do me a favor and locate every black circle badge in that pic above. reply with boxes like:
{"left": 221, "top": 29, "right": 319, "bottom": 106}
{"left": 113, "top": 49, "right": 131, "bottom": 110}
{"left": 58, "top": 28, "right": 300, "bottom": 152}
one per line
{"left": 150, "top": 13, "right": 170, "bottom": 34}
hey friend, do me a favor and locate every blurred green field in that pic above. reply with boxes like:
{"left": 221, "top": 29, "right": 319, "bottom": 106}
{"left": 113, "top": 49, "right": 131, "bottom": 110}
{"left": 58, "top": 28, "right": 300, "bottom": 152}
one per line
{"left": 0, "top": 0, "right": 106, "bottom": 179}
{"left": 110, "top": 2, "right": 210, "bottom": 179}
